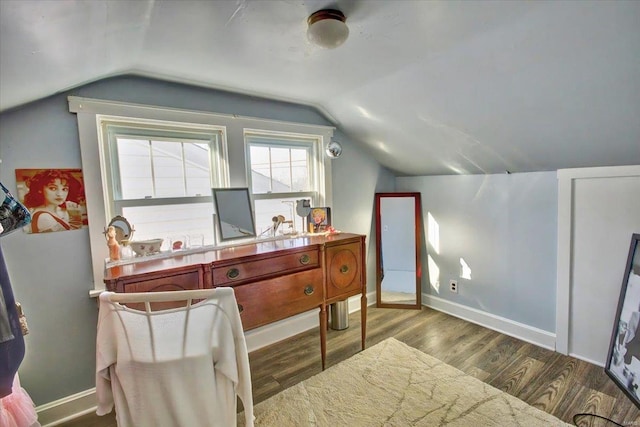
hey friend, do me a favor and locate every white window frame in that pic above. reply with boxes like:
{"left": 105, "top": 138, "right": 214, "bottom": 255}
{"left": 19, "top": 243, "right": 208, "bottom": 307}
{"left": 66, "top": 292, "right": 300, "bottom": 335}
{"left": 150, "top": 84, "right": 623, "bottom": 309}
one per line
{"left": 69, "top": 97, "right": 334, "bottom": 294}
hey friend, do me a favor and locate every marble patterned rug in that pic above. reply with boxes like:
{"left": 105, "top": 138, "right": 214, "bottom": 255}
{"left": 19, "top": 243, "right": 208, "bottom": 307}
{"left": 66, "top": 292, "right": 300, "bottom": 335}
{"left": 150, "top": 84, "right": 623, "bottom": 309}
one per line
{"left": 239, "top": 337, "right": 571, "bottom": 426}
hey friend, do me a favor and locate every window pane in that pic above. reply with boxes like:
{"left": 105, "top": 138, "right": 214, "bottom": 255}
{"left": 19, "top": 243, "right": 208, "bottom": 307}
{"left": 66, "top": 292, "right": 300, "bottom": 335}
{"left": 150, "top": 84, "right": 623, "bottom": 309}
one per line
{"left": 117, "top": 138, "right": 153, "bottom": 199}
{"left": 185, "top": 143, "right": 211, "bottom": 196}
{"left": 270, "top": 147, "right": 292, "bottom": 190}
{"left": 291, "top": 148, "right": 309, "bottom": 191}
{"left": 249, "top": 145, "right": 310, "bottom": 194}
{"left": 122, "top": 202, "right": 215, "bottom": 247}
{"left": 254, "top": 197, "right": 311, "bottom": 236}
{"left": 117, "top": 138, "right": 213, "bottom": 200}
{"left": 152, "top": 140, "right": 186, "bottom": 198}
{"left": 250, "top": 146, "right": 271, "bottom": 193}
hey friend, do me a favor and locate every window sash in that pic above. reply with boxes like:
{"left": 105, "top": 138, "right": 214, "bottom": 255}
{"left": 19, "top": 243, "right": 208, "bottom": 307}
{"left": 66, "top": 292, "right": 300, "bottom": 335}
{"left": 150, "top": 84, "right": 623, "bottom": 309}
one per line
{"left": 246, "top": 132, "right": 323, "bottom": 235}
{"left": 246, "top": 133, "right": 320, "bottom": 197}
{"left": 103, "top": 122, "right": 225, "bottom": 222}
{"left": 113, "top": 137, "right": 213, "bottom": 199}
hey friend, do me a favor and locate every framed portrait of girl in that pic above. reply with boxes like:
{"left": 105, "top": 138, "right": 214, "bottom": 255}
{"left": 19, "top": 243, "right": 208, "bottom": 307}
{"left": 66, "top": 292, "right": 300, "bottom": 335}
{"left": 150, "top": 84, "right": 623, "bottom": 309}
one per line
{"left": 15, "top": 168, "right": 88, "bottom": 234}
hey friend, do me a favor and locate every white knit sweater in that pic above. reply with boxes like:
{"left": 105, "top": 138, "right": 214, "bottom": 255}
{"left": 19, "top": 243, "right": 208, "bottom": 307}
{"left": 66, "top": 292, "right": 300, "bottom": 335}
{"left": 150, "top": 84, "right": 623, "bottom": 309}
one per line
{"left": 96, "top": 288, "right": 254, "bottom": 427}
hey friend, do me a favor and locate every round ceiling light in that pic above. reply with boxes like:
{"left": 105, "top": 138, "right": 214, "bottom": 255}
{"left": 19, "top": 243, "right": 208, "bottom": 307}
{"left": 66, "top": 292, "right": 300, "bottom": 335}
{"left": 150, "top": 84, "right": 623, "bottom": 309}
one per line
{"left": 307, "top": 9, "right": 349, "bottom": 49}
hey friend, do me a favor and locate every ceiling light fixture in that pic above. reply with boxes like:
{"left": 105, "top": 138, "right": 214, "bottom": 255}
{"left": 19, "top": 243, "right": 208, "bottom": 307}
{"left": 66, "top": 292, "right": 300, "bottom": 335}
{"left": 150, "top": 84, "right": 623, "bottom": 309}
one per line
{"left": 307, "top": 9, "right": 349, "bottom": 49}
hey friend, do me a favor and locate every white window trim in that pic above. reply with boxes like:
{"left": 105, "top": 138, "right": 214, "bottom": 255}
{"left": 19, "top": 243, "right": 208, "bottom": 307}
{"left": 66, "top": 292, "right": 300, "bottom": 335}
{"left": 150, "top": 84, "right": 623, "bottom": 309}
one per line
{"left": 68, "top": 96, "right": 334, "bottom": 295}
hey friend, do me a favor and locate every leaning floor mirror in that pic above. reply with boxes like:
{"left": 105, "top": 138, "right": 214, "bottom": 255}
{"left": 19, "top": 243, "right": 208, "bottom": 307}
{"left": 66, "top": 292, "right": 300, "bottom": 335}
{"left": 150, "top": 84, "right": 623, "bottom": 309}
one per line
{"left": 375, "top": 192, "right": 422, "bottom": 309}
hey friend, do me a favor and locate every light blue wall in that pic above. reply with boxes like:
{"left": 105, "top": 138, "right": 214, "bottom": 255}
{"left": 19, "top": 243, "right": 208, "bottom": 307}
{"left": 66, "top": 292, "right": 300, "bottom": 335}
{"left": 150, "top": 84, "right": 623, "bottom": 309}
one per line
{"left": 0, "top": 76, "right": 391, "bottom": 405}
{"left": 397, "top": 172, "right": 558, "bottom": 332}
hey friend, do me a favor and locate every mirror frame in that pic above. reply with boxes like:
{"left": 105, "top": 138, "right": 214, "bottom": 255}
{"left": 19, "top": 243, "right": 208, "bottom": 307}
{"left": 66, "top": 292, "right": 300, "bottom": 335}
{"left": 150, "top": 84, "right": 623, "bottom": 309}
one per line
{"left": 212, "top": 187, "right": 257, "bottom": 242}
{"left": 375, "top": 192, "right": 422, "bottom": 309}
{"left": 107, "top": 215, "right": 134, "bottom": 244}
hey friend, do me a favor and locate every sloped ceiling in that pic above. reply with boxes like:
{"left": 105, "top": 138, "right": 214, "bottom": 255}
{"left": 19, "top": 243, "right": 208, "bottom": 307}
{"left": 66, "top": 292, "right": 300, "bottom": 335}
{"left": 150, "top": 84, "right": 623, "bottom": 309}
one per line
{"left": 1, "top": 0, "right": 639, "bottom": 175}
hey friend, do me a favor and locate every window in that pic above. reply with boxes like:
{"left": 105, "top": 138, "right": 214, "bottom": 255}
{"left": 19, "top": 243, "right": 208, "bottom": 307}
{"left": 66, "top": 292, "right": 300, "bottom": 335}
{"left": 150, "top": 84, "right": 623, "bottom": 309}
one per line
{"left": 69, "top": 96, "right": 334, "bottom": 293}
{"left": 245, "top": 131, "right": 324, "bottom": 235}
{"left": 101, "top": 121, "right": 227, "bottom": 246}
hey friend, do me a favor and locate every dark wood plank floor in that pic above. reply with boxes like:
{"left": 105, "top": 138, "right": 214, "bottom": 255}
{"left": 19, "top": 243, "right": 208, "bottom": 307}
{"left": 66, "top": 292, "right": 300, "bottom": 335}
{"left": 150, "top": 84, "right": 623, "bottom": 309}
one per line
{"left": 61, "top": 306, "right": 640, "bottom": 426}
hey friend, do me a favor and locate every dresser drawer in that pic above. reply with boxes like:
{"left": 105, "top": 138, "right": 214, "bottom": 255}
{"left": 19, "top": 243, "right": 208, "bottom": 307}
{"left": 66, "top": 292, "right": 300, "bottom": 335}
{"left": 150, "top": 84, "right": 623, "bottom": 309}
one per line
{"left": 233, "top": 268, "right": 323, "bottom": 331}
{"left": 115, "top": 270, "right": 202, "bottom": 311}
{"left": 212, "top": 249, "right": 319, "bottom": 286}
{"left": 114, "top": 270, "right": 201, "bottom": 293}
{"left": 326, "top": 242, "right": 363, "bottom": 300}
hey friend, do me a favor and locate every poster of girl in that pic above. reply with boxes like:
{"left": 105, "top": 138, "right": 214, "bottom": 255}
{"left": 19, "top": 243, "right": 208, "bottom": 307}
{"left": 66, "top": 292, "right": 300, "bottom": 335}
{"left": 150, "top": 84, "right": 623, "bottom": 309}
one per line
{"left": 15, "top": 169, "right": 88, "bottom": 233}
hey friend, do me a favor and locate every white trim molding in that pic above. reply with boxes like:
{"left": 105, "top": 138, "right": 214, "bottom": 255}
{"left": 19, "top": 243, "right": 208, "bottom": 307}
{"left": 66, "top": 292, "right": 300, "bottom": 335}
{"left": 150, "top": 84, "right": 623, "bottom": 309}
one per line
{"left": 423, "top": 293, "right": 557, "bottom": 351}
{"left": 556, "top": 164, "right": 640, "bottom": 359}
{"left": 36, "top": 388, "right": 97, "bottom": 427}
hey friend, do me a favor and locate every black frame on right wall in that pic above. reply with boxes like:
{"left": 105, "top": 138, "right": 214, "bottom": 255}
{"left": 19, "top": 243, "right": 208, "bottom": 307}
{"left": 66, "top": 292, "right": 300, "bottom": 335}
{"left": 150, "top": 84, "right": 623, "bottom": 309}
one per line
{"left": 605, "top": 233, "right": 640, "bottom": 409}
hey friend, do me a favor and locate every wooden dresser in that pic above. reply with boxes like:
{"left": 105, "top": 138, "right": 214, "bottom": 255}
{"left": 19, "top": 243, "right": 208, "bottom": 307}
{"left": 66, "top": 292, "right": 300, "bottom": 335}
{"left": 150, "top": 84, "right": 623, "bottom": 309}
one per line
{"left": 104, "top": 233, "right": 367, "bottom": 369}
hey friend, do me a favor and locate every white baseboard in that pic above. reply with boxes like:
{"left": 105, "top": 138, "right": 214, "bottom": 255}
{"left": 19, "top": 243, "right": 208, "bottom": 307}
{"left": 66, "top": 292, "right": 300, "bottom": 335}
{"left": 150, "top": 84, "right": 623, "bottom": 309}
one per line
{"left": 569, "top": 352, "right": 605, "bottom": 368}
{"left": 422, "top": 293, "right": 557, "bottom": 351}
{"left": 35, "top": 388, "right": 97, "bottom": 427}
{"left": 36, "top": 294, "right": 370, "bottom": 425}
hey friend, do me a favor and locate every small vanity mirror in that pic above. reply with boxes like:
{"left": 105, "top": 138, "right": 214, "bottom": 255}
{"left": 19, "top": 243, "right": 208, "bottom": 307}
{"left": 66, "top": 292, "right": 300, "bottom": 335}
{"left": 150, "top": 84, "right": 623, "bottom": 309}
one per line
{"left": 107, "top": 215, "right": 134, "bottom": 243}
{"left": 212, "top": 187, "right": 257, "bottom": 242}
{"left": 375, "top": 192, "right": 422, "bottom": 309}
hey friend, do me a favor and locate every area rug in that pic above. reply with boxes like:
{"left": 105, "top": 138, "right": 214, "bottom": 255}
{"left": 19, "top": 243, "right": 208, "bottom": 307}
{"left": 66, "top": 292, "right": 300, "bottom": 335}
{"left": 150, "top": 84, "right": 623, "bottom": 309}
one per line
{"left": 239, "top": 337, "right": 571, "bottom": 426}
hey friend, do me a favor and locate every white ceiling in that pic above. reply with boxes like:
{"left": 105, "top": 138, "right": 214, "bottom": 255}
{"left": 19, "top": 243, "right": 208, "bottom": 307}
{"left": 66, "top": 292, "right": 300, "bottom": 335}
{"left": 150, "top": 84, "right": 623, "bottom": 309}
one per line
{"left": 1, "top": 0, "right": 639, "bottom": 175}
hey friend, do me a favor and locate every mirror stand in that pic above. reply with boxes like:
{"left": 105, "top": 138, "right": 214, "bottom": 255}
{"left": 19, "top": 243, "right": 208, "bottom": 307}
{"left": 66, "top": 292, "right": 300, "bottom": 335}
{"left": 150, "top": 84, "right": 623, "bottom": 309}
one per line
{"left": 375, "top": 192, "right": 422, "bottom": 309}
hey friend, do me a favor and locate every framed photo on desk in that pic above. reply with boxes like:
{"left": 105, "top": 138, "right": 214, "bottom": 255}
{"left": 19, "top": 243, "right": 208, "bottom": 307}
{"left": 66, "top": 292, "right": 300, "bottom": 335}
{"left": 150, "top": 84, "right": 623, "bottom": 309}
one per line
{"left": 308, "top": 207, "right": 331, "bottom": 233}
{"left": 212, "top": 187, "right": 257, "bottom": 242}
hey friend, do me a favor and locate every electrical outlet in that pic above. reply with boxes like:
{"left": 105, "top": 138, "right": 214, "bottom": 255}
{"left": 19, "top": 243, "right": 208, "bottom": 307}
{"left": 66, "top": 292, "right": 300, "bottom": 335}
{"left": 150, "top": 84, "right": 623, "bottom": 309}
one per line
{"left": 449, "top": 280, "right": 458, "bottom": 293}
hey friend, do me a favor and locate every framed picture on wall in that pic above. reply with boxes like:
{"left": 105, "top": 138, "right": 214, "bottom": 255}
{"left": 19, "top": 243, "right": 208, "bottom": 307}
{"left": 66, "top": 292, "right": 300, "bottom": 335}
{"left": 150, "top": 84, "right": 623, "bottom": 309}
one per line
{"left": 15, "top": 168, "right": 88, "bottom": 234}
{"left": 308, "top": 207, "right": 331, "bottom": 233}
{"left": 605, "top": 233, "right": 640, "bottom": 408}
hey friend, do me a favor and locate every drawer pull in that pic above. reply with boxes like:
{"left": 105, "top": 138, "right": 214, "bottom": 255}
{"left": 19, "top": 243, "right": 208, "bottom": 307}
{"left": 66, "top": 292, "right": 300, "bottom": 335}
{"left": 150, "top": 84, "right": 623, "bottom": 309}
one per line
{"left": 226, "top": 268, "right": 240, "bottom": 280}
{"left": 340, "top": 265, "right": 350, "bottom": 274}
{"left": 237, "top": 303, "right": 244, "bottom": 313}
{"left": 304, "top": 285, "right": 315, "bottom": 296}
{"left": 299, "top": 254, "right": 311, "bottom": 265}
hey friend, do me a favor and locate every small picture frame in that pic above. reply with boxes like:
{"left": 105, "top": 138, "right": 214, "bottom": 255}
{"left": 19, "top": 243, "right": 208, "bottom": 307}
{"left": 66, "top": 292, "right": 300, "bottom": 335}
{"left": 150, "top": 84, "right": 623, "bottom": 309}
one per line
{"left": 308, "top": 207, "right": 331, "bottom": 233}
{"left": 212, "top": 187, "right": 257, "bottom": 242}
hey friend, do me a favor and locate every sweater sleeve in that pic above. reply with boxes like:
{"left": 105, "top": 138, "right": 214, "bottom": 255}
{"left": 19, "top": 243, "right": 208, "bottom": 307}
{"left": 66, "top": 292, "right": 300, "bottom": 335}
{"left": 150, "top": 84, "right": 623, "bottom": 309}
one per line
{"left": 95, "top": 294, "right": 116, "bottom": 416}
{"left": 219, "top": 288, "right": 254, "bottom": 427}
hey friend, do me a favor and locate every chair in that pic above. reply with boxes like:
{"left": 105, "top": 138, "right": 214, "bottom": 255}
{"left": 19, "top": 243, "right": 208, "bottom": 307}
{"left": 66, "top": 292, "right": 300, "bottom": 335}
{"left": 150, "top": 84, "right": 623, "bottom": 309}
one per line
{"left": 95, "top": 288, "right": 254, "bottom": 427}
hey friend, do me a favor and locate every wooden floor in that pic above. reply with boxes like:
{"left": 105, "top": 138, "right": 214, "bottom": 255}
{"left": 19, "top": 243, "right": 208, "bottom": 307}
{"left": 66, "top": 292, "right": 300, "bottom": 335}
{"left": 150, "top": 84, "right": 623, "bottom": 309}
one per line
{"left": 62, "top": 306, "right": 640, "bottom": 426}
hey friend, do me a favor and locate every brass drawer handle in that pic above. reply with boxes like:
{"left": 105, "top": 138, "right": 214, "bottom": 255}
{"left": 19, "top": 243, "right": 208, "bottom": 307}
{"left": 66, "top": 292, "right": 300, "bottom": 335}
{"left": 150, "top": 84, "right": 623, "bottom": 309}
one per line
{"left": 300, "top": 254, "right": 311, "bottom": 265}
{"left": 340, "top": 265, "right": 350, "bottom": 274}
{"left": 304, "top": 285, "right": 314, "bottom": 296}
{"left": 237, "top": 303, "right": 244, "bottom": 313}
{"left": 226, "top": 268, "right": 240, "bottom": 280}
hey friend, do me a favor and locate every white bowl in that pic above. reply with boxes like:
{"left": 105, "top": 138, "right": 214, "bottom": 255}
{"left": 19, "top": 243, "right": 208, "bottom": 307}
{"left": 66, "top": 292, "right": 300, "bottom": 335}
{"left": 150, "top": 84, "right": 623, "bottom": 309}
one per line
{"left": 129, "top": 239, "right": 164, "bottom": 256}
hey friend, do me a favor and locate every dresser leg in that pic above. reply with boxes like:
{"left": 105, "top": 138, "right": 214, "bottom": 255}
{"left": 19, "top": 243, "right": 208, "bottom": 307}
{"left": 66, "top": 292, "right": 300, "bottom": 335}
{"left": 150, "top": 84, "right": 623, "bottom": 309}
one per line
{"left": 360, "top": 293, "right": 367, "bottom": 350}
{"left": 319, "top": 304, "right": 327, "bottom": 370}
